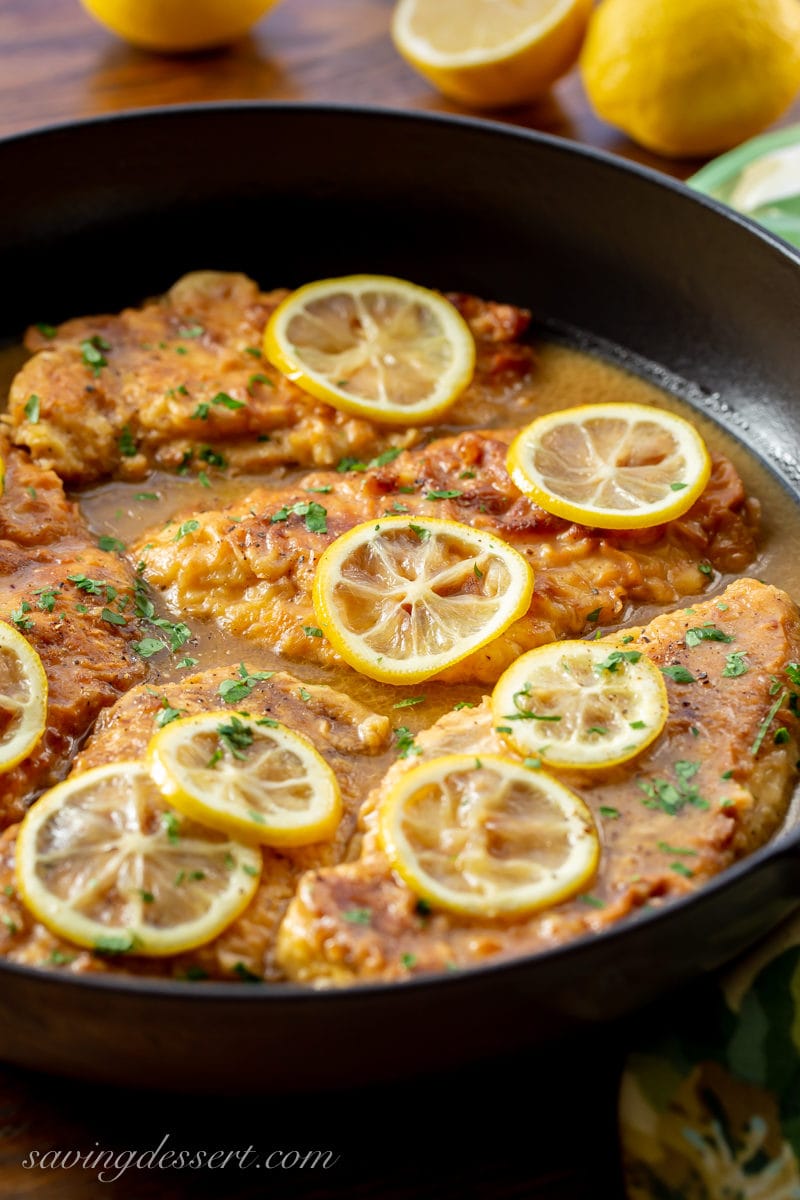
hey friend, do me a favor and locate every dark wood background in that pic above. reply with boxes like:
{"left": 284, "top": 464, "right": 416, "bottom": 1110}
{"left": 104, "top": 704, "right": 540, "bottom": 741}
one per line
{"left": 1, "top": 0, "right": 799, "bottom": 1195}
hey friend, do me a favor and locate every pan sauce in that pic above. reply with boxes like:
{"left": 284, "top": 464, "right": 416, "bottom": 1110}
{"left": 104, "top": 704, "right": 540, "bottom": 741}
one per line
{"left": 0, "top": 333, "right": 797, "bottom": 803}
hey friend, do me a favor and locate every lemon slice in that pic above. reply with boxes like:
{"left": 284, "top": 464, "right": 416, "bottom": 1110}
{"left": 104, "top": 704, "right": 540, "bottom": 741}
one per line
{"left": 15, "top": 762, "right": 261, "bottom": 956}
{"left": 0, "top": 621, "right": 48, "bottom": 773}
{"left": 392, "top": 0, "right": 592, "bottom": 109}
{"left": 492, "top": 640, "right": 668, "bottom": 769}
{"left": 507, "top": 402, "right": 711, "bottom": 529}
{"left": 148, "top": 712, "right": 343, "bottom": 847}
{"left": 312, "top": 516, "right": 534, "bottom": 684}
{"left": 263, "top": 275, "right": 476, "bottom": 425}
{"left": 378, "top": 754, "right": 599, "bottom": 918}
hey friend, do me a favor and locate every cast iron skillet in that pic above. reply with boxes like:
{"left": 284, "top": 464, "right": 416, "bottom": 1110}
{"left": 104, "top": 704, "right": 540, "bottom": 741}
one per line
{"left": 2, "top": 103, "right": 800, "bottom": 1093}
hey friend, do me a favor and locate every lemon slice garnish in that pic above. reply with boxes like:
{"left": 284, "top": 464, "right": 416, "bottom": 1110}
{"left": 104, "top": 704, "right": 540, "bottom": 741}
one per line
{"left": 148, "top": 712, "right": 343, "bottom": 847}
{"left": 378, "top": 753, "right": 599, "bottom": 918}
{"left": 392, "top": 0, "right": 592, "bottom": 108}
{"left": 492, "top": 640, "right": 668, "bottom": 769}
{"left": 0, "top": 621, "right": 48, "bottom": 773}
{"left": 312, "top": 515, "right": 534, "bottom": 685}
{"left": 15, "top": 762, "right": 261, "bottom": 956}
{"left": 263, "top": 275, "right": 476, "bottom": 425}
{"left": 507, "top": 402, "right": 711, "bottom": 530}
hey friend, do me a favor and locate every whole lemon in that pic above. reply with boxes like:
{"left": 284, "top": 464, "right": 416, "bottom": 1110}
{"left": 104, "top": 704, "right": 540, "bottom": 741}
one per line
{"left": 581, "top": 0, "right": 800, "bottom": 158}
{"left": 81, "top": 0, "right": 281, "bottom": 53}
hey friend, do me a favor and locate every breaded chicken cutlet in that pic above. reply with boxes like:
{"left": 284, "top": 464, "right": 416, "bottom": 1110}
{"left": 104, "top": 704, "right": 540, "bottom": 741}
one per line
{"left": 277, "top": 579, "right": 800, "bottom": 985}
{"left": 5, "top": 273, "right": 537, "bottom": 485}
{"left": 134, "top": 430, "right": 759, "bottom": 685}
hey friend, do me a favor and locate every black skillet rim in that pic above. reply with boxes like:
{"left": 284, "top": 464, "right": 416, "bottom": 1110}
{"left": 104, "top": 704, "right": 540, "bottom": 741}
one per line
{"left": 1, "top": 98, "right": 800, "bottom": 1004}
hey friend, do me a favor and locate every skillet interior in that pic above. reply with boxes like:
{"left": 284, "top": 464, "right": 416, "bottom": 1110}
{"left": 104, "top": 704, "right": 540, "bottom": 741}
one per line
{"left": 2, "top": 102, "right": 800, "bottom": 1091}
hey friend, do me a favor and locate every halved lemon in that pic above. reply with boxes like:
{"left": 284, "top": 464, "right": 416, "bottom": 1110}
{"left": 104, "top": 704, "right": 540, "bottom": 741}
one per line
{"left": 507, "top": 402, "right": 711, "bottom": 529}
{"left": 15, "top": 762, "right": 261, "bottom": 956}
{"left": 312, "top": 516, "right": 534, "bottom": 684}
{"left": 148, "top": 712, "right": 342, "bottom": 847}
{"left": 492, "top": 640, "right": 668, "bottom": 769}
{"left": 392, "top": 0, "right": 592, "bottom": 109}
{"left": 0, "top": 621, "right": 48, "bottom": 773}
{"left": 263, "top": 275, "right": 476, "bottom": 425}
{"left": 378, "top": 754, "right": 599, "bottom": 918}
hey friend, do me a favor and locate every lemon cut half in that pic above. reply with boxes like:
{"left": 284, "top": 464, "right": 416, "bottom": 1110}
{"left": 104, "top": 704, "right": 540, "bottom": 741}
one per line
{"left": 312, "top": 516, "right": 534, "bottom": 684}
{"left": 507, "top": 402, "right": 711, "bottom": 530}
{"left": 492, "top": 640, "right": 668, "bottom": 769}
{"left": 264, "top": 275, "right": 476, "bottom": 425}
{"left": 15, "top": 762, "right": 262, "bottom": 956}
{"left": 378, "top": 754, "right": 599, "bottom": 918}
{"left": 392, "top": 0, "right": 592, "bottom": 108}
{"left": 148, "top": 712, "right": 343, "bottom": 847}
{"left": 0, "top": 621, "right": 48, "bottom": 773}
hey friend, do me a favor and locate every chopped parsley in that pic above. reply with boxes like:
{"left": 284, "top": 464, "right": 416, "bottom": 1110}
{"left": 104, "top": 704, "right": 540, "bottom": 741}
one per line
{"left": 212, "top": 392, "right": 245, "bottom": 411}
{"left": 80, "top": 335, "right": 110, "bottom": 376}
{"left": 155, "top": 700, "right": 183, "bottom": 728}
{"left": 94, "top": 933, "right": 138, "bottom": 955}
{"left": 343, "top": 908, "right": 372, "bottom": 925}
{"left": 638, "top": 760, "right": 708, "bottom": 815}
{"left": 425, "top": 489, "right": 462, "bottom": 500}
{"left": 661, "top": 664, "right": 696, "bottom": 684}
{"left": 685, "top": 624, "right": 733, "bottom": 648}
{"left": 35, "top": 322, "right": 57, "bottom": 339}
{"left": 594, "top": 650, "right": 642, "bottom": 673}
{"left": 198, "top": 446, "right": 226, "bottom": 468}
{"left": 218, "top": 663, "right": 273, "bottom": 705}
{"left": 302, "top": 625, "right": 324, "bottom": 638}
{"left": 177, "top": 323, "right": 204, "bottom": 339}
{"left": 191, "top": 403, "right": 210, "bottom": 420}
{"left": 133, "top": 638, "right": 165, "bottom": 659}
{"left": 216, "top": 716, "right": 255, "bottom": 760}
{"left": 453, "top": 700, "right": 476, "bottom": 711}
{"left": 408, "top": 523, "right": 430, "bottom": 542}
{"left": 118, "top": 425, "right": 137, "bottom": 457}
{"left": 162, "top": 812, "right": 181, "bottom": 844}
{"left": 586, "top": 607, "right": 602, "bottom": 623}
{"left": 34, "top": 586, "right": 59, "bottom": 613}
{"left": 135, "top": 492, "right": 159, "bottom": 502}
{"left": 10, "top": 602, "right": 33, "bottom": 631}
{"left": 599, "top": 806, "right": 620, "bottom": 819}
{"left": 174, "top": 519, "right": 200, "bottom": 542}
{"left": 393, "top": 696, "right": 426, "bottom": 709}
{"left": 722, "top": 652, "right": 749, "bottom": 678}
{"left": 394, "top": 726, "right": 421, "bottom": 759}
{"left": 101, "top": 608, "right": 126, "bottom": 626}
{"left": 270, "top": 501, "right": 328, "bottom": 534}
{"left": 751, "top": 691, "right": 788, "bottom": 757}
{"left": 98, "top": 535, "right": 125, "bottom": 554}
{"left": 24, "top": 394, "right": 40, "bottom": 423}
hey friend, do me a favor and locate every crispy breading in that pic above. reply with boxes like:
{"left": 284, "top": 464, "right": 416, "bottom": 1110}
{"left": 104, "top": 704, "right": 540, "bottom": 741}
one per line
{"left": 0, "top": 668, "right": 391, "bottom": 980}
{"left": 0, "top": 438, "right": 146, "bottom": 825}
{"left": 5, "top": 273, "right": 537, "bottom": 484}
{"left": 134, "top": 430, "right": 759, "bottom": 685}
{"left": 276, "top": 579, "right": 800, "bottom": 985}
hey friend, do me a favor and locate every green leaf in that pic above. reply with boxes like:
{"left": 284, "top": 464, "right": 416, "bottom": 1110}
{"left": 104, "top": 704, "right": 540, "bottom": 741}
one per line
{"left": 661, "top": 665, "right": 696, "bottom": 684}
{"left": 24, "top": 394, "right": 40, "bottom": 423}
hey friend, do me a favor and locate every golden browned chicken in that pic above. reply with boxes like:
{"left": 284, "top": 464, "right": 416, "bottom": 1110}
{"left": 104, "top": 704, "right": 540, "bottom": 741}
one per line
{"left": 5, "top": 273, "right": 537, "bottom": 484}
{"left": 0, "top": 438, "right": 146, "bottom": 825}
{"left": 134, "top": 429, "right": 759, "bottom": 685}
{"left": 0, "top": 668, "right": 391, "bottom": 980}
{"left": 276, "top": 579, "right": 800, "bottom": 985}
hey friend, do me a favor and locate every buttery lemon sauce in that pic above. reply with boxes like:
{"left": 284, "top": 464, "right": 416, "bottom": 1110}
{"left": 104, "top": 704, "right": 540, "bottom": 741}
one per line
{"left": 1, "top": 337, "right": 798, "bottom": 744}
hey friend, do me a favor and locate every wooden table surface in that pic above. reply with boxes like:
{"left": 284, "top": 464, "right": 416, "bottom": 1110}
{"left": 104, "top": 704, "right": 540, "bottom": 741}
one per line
{"left": 1, "top": 1, "right": 800, "bottom": 1197}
